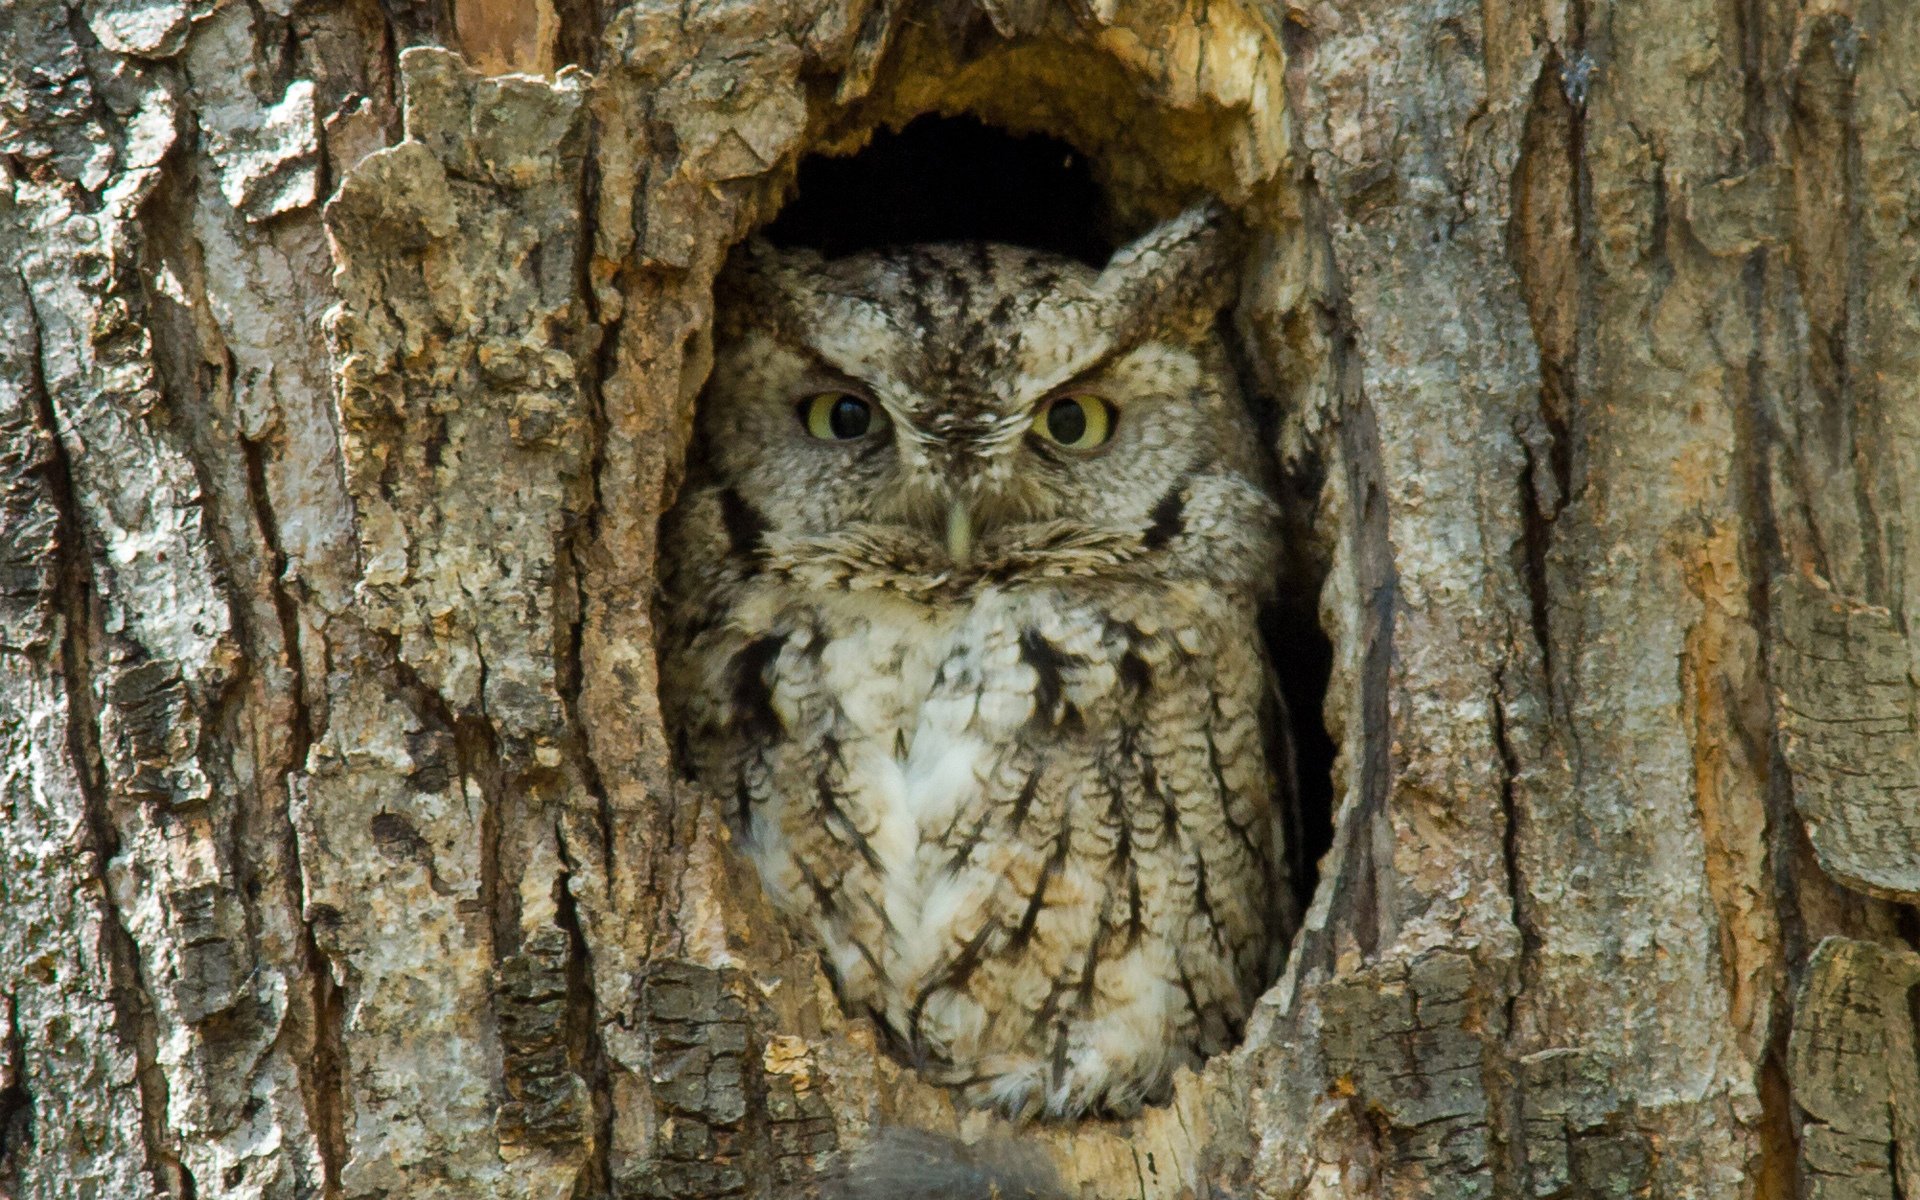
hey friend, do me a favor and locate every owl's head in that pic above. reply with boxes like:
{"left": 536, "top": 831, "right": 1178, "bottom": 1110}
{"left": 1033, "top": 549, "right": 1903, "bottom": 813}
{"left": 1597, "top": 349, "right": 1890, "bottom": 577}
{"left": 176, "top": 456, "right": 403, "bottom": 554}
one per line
{"left": 686, "top": 204, "right": 1279, "bottom": 595}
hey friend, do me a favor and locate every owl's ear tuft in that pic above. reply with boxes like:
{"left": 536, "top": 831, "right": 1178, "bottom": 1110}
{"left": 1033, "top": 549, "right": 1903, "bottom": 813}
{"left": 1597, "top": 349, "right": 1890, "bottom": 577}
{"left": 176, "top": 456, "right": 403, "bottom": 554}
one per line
{"left": 1095, "top": 201, "right": 1244, "bottom": 340}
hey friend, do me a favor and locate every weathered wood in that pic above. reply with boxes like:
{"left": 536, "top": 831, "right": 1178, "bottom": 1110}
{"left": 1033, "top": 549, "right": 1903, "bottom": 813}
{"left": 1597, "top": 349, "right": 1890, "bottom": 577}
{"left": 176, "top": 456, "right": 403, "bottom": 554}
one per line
{"left": 316, "top": 47, "right": 597, "bottom": 1196}
{"left": 1771, "top": 572, "right": 1920, "bottom": 904}
{"left": 1787, "top": 938, "right": 1920, "bottom": 1200}
{"left": 3, "top": 0, "right": 1920, "bottom": 1196}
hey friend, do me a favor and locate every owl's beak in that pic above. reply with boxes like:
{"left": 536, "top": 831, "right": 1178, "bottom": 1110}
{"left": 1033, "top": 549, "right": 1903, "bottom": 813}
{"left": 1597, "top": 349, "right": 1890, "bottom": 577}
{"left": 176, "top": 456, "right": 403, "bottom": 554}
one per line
{"left": 946, "top": 499, "right": 974, "bottom": 566}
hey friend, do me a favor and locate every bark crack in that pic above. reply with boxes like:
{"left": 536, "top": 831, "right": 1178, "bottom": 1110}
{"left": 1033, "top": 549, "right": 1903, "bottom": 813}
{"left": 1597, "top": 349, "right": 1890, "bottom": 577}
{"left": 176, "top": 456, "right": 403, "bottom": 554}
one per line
{"left": 236, "top": 431, "right": 346, "bottom": 1189}
{"left": 21, "top": 273, "right": 193, "bottom": 1199}
{"left": 1488, "top": 666, "right": 1539, "bottom": 975}
{"left": 1725, "top": 11, "right": 1804, "bottom": 1193}
{"left": 1730, "top": 116, "right": 1802, "bottom": 1200}
{"left": 1309, "top": 174, "right": 1400, "bottom": 969}
{"left": 1487, "top": 656, "right": 1538, "bottom": 1197}
{"left": 135, "top": 139, "right": 349, "bottom": 1186}
{"left": 387, "top": 648, "right": 518, "bottom": 958}
{"left": 1514, "top": 435, "right": 1566, "bottom": 680}
{"left": 553, "top": 828, "right": 613, "bottom": 1198}
{"left": 559, "top": 123, "right": 619, "bottom": 1194}
{"left": 1508, "top": 45, "right": 1584, "bottom": 699}
{"left": 0, "top": 993, "right": 32, "bottom": 1178}
{"left": 573, "top": 122, "right": 620, "bottom": 895}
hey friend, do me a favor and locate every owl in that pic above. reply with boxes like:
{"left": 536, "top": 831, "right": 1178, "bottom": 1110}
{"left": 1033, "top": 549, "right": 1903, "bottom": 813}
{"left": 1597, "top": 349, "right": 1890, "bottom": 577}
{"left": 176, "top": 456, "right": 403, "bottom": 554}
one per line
{"left": 658, "top": 204, "right": 1295, "bottom": 1120}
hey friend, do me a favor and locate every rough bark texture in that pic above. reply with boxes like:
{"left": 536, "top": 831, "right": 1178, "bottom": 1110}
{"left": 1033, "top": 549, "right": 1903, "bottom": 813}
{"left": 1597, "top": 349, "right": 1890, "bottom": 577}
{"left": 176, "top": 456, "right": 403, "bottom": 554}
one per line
{"left": 1, "top": 0, "right": 1917, "bottom": 1197}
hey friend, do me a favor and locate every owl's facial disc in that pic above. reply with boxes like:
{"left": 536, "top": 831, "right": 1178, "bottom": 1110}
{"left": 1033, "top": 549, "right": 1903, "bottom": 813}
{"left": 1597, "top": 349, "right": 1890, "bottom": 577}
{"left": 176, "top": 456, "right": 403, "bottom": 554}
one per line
{"left": 865, "top": 404, "right": 1037, "bottom": 562}
{"left": 696, "top": 213, "right": 1271, "bottom": 586}
{"left": 933, "top": 392, "right": 1118, "bottom": 564}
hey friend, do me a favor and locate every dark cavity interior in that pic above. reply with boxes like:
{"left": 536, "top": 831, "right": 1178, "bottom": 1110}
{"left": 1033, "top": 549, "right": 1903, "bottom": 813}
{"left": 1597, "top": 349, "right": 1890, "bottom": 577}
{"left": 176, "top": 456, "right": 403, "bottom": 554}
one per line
{"left": 1263, "top": 579, "right": 1337, "bottom": 911}
{"left": 762, "top": 115, "right": 1113, "bottom": 263}
{"left": 760, "top": 111, "right": 1336, "bottom": 934}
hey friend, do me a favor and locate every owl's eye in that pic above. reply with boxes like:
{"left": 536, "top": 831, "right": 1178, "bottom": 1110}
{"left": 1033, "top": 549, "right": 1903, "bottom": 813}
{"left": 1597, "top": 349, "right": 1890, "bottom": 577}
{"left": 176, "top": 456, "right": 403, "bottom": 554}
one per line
{"left": 1032, "top": 395, "right": 1115, "bottom": 450}
{"left": 799, "top": 393, "right": 875, "bottom": 440}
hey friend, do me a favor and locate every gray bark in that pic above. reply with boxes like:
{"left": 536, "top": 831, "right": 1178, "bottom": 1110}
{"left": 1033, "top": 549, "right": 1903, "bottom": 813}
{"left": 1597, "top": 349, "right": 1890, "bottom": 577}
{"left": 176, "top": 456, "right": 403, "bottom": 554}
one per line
{"left": 1, "top": 0, "right": 1916, "bottom": 1197}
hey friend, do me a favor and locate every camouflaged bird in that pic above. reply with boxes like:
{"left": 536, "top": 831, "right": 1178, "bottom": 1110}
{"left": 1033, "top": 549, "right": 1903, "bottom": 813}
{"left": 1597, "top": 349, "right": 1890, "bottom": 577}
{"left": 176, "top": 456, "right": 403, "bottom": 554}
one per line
{"left": 658, "top": 204, "right": 1295, "bottom": 1120}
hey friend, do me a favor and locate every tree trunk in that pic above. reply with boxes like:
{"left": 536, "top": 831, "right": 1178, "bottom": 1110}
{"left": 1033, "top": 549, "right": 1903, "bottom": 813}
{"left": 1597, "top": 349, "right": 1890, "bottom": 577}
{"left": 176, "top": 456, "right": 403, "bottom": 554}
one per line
{"left": 2, "top": 0, "right": 1917, "bottom": 1197}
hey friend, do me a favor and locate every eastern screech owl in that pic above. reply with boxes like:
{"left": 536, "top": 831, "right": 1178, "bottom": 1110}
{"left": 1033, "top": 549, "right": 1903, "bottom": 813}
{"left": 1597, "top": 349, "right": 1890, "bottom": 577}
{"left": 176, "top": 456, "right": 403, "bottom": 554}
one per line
{"left": 659, "top": 204, "right": 1294, "bottom": 1120}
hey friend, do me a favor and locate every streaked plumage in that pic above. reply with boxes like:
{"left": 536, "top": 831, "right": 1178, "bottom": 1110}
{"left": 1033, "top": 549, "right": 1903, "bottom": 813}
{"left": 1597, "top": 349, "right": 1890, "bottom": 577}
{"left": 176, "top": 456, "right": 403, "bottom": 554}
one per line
{"left": 659, "top": 206, "right": 1294, "bottom": 1119}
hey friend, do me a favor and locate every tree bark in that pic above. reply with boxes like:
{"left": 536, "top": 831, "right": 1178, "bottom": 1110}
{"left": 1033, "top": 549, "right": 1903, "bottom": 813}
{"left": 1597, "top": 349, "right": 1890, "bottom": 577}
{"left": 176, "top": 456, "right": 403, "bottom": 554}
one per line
{"left": 2, "top": 0, "right": 1917, "bottom": 1197}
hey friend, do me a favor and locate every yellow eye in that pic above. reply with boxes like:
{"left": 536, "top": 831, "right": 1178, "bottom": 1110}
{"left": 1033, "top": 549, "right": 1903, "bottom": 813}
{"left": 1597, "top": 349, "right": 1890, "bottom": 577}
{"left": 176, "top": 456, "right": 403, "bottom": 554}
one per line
{"left": 1032, "top": 395, "right": 1115, "bottom": 450}
{"left": 799, "top": 393, "right": 875, "bottom": 440}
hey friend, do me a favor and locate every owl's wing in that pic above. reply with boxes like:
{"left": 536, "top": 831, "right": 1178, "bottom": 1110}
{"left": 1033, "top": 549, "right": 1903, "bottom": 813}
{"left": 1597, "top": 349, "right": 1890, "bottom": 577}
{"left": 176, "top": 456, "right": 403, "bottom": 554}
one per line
{"left": 665, "top": 577, "right": 907, "bottom": 1030}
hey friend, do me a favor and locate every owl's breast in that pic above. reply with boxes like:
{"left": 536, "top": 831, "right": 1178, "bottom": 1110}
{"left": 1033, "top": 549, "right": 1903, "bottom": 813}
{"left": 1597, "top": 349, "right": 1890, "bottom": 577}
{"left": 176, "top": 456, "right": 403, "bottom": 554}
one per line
{"left": 794, "top": 589, "right": 1045, "bottom": 857}
{"left": 677, "top": 572, "right": 1284, "bottom": 1118}
{"left": 737, "top": 585, "right": 1111, "bottom": 917}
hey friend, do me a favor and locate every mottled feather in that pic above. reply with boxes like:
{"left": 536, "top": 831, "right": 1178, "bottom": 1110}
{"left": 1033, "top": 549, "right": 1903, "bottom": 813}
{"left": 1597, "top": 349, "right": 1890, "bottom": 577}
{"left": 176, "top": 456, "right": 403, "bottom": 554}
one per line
{"left": 659, "top": 206, "right": 1295, "bottom": 1119}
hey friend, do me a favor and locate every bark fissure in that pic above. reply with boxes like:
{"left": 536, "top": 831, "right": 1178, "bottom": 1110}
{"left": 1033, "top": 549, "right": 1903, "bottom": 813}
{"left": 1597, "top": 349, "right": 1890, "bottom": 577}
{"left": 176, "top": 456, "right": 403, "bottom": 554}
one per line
{"left": 1316, "top": 181, "right": 1398, "bottom": 968}
{"left": 1730, "top": 271, "right": 1801, "bottom": 1196}
{"left": 21, "top": 276, "right": 192, "bottom": 1199}
{"left": 238, "top": 430, "right": 348, "bottom": 1190}
{"left": 1514, "top": 439, "right": 1561, "bottom": 679}
{"left": 1489, "top": 668, "right": 1538, "bottom": 971}
{"left": 0, "top": 992, "right": 32, "bottom": 1175}
{"left": 1509, "top": 43, "right": 1584, "bottom": 726}
{"left": 301, "top": 885, "right": 349, "bottom": 1194}
{"left": 389, "top": 647, "right": 520, "bottom": 959}
{"left": 572, "top": 125, "right": 620, "bottom": 896}
{"left": 240, "top": 435, "right": 316, "bottom": 764}
{"left": 1724, "top": 4, "right": 1809, "bottom": 1184}
{"left": 1784, "top": 14, "right": 1867, "bottom": 602}
{"left": 1831, "top": 61, "right": 1884, "bottom": 613}
{"left": 1489, "top": 654, "right": 1538, "bottom": 1200}
{"left": 471, "top": 724, "right": 515, "bottom": 971}
{"left": 561, "top": 120, "right": 619, "bottom": 1194}
{"left": 553, "top": 831, "right": 614, "bottom": 1198}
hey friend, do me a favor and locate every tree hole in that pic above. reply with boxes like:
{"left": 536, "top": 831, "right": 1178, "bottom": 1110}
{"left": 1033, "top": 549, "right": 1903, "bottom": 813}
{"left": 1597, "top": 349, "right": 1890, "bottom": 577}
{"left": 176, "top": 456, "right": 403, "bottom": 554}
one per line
{"left": 690, "top": 110, "right": 1339, "bottom": 1104}
{"left": 755, "top": 109, "right": 1337, "bottom": 971}
{"left": 763, "top": 116, "right": 1337, "bottom": 894}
